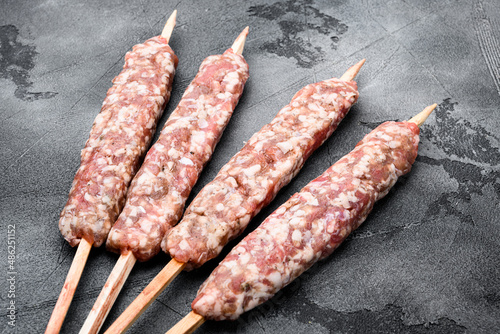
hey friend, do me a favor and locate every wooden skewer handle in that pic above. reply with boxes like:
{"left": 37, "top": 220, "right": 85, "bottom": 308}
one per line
{"left": 79, "top": 252, "right": 137, "bottom": 334}
{"left": 165, "top": 311, "right": 205, "bottom": 334}
{"left": 45, "top": 238, "right": 92, "bottom": 334}
{"left": 104, "top": 259, "right": 185, "bottom": 334}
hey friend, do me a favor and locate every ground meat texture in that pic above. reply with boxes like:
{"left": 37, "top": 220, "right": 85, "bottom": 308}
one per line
{"left": 58, "top": 36, "right": 178, "bottom": 247}
{"left": 106, "top": 49, "right": 249, "bottom": 261}
{"left": 163, "top": 78, "right": 359, "bottom": 269}
{"left": 191, "top": 121, "right": 420, "bottom": 320}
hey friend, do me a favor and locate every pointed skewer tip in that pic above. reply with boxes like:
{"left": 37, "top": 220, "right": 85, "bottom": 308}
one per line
{"left": 356, "top": 58, "right": 367, "bottom": 67}
{"left": 161, "top": 10, "right": 178, "bottom": 42}
{"left": 231, "top": 26, "right": 250, "bottom": 55}
{"left": 339, "top": 59, "right": 366, "bottom": 81}
{"left": 408, "top": 103, "right": 437, "bottom": 127}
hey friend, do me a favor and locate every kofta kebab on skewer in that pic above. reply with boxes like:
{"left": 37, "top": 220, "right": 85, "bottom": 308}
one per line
{"left": 167, "top": 104, "right": 437, "bottom": 334}
{"left": 46, "top": 10, "right": 179, "bottom": 334}
{"left": 105, "top": 60, "right": 365, "bottom": 333}
{"left": 79, "top": 27, "right": 250, "bottom": 334}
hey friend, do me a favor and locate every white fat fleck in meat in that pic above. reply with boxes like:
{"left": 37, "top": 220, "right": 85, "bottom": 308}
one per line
{"left": 227, "top": 167, "right": 241, "bottom": 176}
{"left": 308, "top": 197, "right": 319, "bottom": 206}
{"left": 146, "top": 117, "right": 156, "bottom": 129}
{"left": 135, "top": 172, "right": 150, "bottom": 185}
{"left": 275, "top": 206, "right": 286, "bottom": 215}
{"left": 168, "top": 147, "right": 180, "bottom": 159}
{"left": 253, "top": 141, "right": 264, "bottom": 152}
{"left": 389, "top": 140, "right": 401, "bottom": 149}
{"left": 179, "top": 157, "right": 194, "bottom": 166}
{"left": 307, "top": 102, "right": 323, "bottom": 113}
{"left": 352, "top": 155, "right": 372, "bottom": 178}
{"left": 276, "top": 141, "right": 294, "bottom": 154}
{"left": 333, "top": 191, "right": 359, "bottom": 209}
{"left": 223, "top": 260, "right": 237, "bottom": 271}
{"left": 191, "top": 130, "right": 207, "bottom": 147}
{"left": 291, "top": 230, "right": 302, "bottom": 245}
{"left": 351, "top": 177, "right": 361, "bottom": 187}
{"left": 289, "top": 217, "right": 302, "bottom": 227}
{"left": 223, "top": 71, "right": 241, "bottom": 92}
{"left": 84, "top": 193, "right": 94, "bottom": 203}
{"left": 238, "top": 253, "right": 251, "bottom": 266}
{"left": 114, "top": 148, "right": 126, "bottom": 156}
{"left": 266, "top": 271, "right": 282, "bottom": 287}
{"left": 129, "top": 207, "right": 138, "bottom": 217}
{"left": 179, "top": 240, "right": 190, "bottom": 250}
{"left": 206, "top": 231, "right": 221, "bottom": 250}
{"left": 239, "top": 214, "right": 251, "bottom": 226}
{"left": 295, "top": 210, "right": 305, "bottom": 216}
{"left": 198, "top": 119, "right": 209, "bottom": 129}
{"left": 300, "top": 192, "right": 315, "bottom": 203}
{"left": 102, "top": 177, "right": 115, "bottom": 186}
{"left": 379, "top": 133, "right": 393, "bottom": 142}
{"left": 226, "top": 176, "right": 238, "bottom": 188}
{"left": 243, "top": 164, "right": 261, "bottom": 177}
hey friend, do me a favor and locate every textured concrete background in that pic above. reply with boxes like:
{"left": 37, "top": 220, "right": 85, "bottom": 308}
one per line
{"left": 1, "top": 0, "right": 499, "bottom": 333}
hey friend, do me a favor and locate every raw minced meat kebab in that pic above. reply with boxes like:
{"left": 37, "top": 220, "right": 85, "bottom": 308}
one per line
{"left": 167, "top": 104, "right": 436, "bottom": 334}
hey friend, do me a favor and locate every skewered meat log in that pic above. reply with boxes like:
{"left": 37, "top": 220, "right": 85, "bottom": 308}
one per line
{"left": 167, "top": 104, "right": 436, "bottom": 333}
{"left": 46, "top": 11, "right": 178, "bottom": 334}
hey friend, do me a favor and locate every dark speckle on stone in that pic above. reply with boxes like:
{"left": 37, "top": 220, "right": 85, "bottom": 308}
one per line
{"left": 422, "top": 98, "right": 498, "bottom": 165}
{"left": 0, "top": 25, "right": 57, "bottom": 102}
{"left": 485, "top": 292, "right": 500, "bottom": 309}
{"left": 418, "top": 98, "right": 500, "bottom": 223}
{"left": 248, "top": 0, "right": 348, "bottom": 68}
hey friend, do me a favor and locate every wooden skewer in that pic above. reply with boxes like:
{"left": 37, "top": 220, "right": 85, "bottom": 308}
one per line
{"left": 77, "top": 12, "right": 178, "bottom": 334}
{"left": 409, "top": 103, "right": 437, "bottom": 127}
{"left": 163, "top": 103, "right": 437, "bottom": 334}
{"left": 45, "top": 238, "right": 92, "bottom": 334}
{"left": 161, "top": 10, "right": 177, "bottom": 41}
{"left": 104, "top": 58, "right": 363, "bottom": 333}
{"left": 102, "top": 27, "right": 249, "bottom": 334}
{"left": 340, "top": 58, "right": 366, "bottom": 81}
{"left": 166, "top": 311, "right": 205, "bottom": 334}
{"left": 79, "top": 252, "right": 136, "bottom": 334}
{"left": 231, "top": 26, "right": 249, "bottom": 54}
{"left": 103, "top": 259, "right": 185, "bottom": 334}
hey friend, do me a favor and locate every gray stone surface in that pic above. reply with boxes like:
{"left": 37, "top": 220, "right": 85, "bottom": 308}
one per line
{"left": 1, "top": 0, "right": 499, "bottom": 333}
